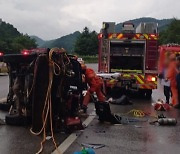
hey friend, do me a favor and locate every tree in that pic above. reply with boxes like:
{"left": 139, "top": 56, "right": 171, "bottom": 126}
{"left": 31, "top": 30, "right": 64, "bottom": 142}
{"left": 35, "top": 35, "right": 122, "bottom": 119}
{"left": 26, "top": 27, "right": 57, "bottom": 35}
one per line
{"left": 159, "top": 19, "right": 180, "bottom": 45}
{"left": 0, "top": 21, "right": 37, "bottom": 54}
{"left": 74, "top": 27, "right": 98, "bottom": 55}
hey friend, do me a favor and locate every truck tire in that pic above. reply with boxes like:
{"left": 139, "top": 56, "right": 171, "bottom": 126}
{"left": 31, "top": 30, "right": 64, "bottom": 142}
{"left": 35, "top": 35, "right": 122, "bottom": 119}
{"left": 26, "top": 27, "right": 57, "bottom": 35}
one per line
{"left": 3, "top": 54, "right": 37, "bottom": 64}
{"left": 145, "top": 90, "right": 152, "bottom": 100}
{"left": 139, "top": 89, "right": 152, "bottom": 100}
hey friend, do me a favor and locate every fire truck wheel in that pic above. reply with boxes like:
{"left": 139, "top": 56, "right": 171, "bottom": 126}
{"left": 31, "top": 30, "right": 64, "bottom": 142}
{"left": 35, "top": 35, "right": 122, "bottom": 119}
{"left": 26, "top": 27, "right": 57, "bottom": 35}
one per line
{"left": 139, "top": 89, "right": 152, "bottom": 100}
{"left": 145, "top": 90, "right": 152, "bottom": 100}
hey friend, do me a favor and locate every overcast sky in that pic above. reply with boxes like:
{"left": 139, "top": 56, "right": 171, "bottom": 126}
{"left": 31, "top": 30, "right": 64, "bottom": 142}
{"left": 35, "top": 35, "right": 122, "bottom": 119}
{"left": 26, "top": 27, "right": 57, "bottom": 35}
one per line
{"left": 0, "top": 0, "right": 179, "bottom": 40}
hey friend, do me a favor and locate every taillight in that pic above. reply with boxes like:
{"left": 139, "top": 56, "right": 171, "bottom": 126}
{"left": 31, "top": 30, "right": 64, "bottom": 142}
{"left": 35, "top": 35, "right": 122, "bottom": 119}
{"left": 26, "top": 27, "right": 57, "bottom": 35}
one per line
{"left": 146, "top": 75, "right": 156, "bottom": 82}
{"left": 98, "top": 34, "right": 103, "bottom": 39}
{"left": 0, "top": 52, "right": 3, "bottom": 56}
{"left": 22, "top": 51, "right": 29, "bottom": 55}
{"left": 151, "top": 77, "right": 156, "bottom": 82}
{"left": 150, "top": 34, "right": 156, "bottom": 37}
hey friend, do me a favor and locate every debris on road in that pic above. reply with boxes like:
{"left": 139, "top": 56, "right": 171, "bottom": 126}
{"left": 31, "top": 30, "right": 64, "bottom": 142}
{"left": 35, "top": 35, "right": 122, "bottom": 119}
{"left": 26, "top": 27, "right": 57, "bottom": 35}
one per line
{"left": 152, "top": 99, "right": 171, "bottom": 111}
{"left": 109, "top": 95, "right": 133, "bottom": 105}
{"left": 81, "top": 143, "right": 105, "bottom": 149}
{"left": 0, "top": 118, "right": 5, "bottom": 125}
{"left": 73, "top": 148, "right": 95, "bottom": 154}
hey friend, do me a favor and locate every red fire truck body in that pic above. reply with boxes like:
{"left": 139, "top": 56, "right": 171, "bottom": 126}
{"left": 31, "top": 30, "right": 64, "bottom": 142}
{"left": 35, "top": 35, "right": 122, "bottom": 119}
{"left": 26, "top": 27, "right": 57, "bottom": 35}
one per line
{"left": 98, "top": 22, "right": 159, "bottom": 97}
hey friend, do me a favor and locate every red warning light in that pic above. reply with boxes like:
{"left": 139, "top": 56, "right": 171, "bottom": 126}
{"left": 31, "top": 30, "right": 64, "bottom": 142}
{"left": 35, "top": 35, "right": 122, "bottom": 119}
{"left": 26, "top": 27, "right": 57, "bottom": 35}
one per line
{"left": 0, "top": 52, "right": 4, "bottom": 56}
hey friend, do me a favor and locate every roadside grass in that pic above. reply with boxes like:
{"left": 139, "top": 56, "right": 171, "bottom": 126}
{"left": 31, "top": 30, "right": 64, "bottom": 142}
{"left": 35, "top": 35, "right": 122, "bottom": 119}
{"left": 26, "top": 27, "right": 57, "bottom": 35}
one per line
{"left": 80, "top": 55, "right": 98, "bottom": 63}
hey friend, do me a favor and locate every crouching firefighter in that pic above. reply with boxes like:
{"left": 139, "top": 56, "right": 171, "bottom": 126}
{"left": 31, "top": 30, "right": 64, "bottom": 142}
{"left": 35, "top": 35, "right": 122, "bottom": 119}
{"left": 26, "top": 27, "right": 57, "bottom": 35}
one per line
{"left": 80, "top": 64, "right": 105, "bottom": 113}
{"left": 80, "top": 64, "right": 121, "bottom": 124}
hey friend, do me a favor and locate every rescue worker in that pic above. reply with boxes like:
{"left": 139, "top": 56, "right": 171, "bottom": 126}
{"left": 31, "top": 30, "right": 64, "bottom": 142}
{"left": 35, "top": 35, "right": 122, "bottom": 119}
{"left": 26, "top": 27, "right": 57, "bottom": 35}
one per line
{"left": 175, "top": 56, "right": 180, "bottom": 108}
{"left": 80, "top": 64, "right": 106, "bottom": 113}
{"left": 167, "top": 53, "right": 179, "bottom": 107}
{"left": 160, "top": 53, "right": 171, "bottom": 104}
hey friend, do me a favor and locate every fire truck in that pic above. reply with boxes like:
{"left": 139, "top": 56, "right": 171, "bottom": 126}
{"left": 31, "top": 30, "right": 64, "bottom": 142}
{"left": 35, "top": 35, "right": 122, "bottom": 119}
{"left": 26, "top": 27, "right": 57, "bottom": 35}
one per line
{"left": 98, "top": 22, "right": 159, "bottom": 98}
{"left": 158, "top": 44, "right": 180, "bottom": 73}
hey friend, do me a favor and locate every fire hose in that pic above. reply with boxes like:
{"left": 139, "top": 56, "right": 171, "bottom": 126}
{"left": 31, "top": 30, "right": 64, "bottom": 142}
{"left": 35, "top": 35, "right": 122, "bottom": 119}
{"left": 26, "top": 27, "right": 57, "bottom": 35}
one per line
{"left": 30, "top": 48, "right": 70, "bottom": 154}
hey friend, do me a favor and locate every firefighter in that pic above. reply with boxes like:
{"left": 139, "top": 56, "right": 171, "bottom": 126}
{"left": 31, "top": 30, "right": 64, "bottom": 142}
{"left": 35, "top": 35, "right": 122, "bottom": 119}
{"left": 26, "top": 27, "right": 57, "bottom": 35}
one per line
{"left": 167, "top": 53, "right": 178, "bottom": 107}
{"left": 80, "top": 64, "right": 106, "bottom": 113}
{"left": 160, "top": 53, "right": 171, "bottom": 104}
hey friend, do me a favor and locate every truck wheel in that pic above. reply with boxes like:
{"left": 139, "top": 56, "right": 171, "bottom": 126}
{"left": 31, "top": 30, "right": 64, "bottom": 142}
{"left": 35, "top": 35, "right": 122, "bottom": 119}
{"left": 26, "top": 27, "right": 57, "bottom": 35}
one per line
{"left": 139, "top": 89, "right": 152, "bottom": 100}
{"left": 144, "top": 90, "right": 152, "bottom": 100}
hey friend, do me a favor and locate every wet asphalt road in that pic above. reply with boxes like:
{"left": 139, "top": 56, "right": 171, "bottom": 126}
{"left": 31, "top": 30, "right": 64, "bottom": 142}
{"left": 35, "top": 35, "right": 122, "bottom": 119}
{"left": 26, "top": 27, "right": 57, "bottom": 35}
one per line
{"left": 0, "top": 63, "right": 180, "bottom": 154}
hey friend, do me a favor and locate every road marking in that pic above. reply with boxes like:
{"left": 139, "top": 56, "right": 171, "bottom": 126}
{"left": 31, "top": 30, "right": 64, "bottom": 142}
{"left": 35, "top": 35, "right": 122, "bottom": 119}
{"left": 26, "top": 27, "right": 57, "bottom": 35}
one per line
{"left": 0, "top": 98, "right": 6, "bottom": 103}
{"left": 52, "top": 111, "right": 96, "bottom": 154}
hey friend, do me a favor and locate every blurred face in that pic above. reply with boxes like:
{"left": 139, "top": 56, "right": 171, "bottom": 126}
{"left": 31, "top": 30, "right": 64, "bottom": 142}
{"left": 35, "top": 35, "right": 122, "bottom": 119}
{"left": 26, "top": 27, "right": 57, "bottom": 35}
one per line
{"left": 169, "top": 53, "right": 176, "bottom": 62}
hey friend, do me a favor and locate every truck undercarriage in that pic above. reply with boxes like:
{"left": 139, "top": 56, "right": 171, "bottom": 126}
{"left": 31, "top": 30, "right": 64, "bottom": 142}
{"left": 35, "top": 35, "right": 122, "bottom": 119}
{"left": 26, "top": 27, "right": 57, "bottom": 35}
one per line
{"left": 1, "top": 49, "right": 84, "bottom": 133}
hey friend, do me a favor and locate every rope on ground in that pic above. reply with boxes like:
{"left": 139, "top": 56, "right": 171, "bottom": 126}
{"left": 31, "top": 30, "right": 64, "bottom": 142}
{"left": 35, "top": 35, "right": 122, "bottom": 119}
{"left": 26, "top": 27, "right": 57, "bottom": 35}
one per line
{"left": 125, "top": 109, "right": 146, "bottom": 118}
{"left": 113, "top": 109, "right": 158, "bottom": 124}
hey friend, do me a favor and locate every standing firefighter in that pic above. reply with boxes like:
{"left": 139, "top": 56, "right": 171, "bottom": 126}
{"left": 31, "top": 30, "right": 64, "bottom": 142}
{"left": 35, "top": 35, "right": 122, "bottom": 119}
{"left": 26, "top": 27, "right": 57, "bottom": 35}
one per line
{"left": 80, "top": 64, "right": 106, "bottom": 113}
{"left": 167, "top": 53, "right": 179, "bottom": 106}
{"left": 160, "top": 52, "right": 171, "bottom": 104}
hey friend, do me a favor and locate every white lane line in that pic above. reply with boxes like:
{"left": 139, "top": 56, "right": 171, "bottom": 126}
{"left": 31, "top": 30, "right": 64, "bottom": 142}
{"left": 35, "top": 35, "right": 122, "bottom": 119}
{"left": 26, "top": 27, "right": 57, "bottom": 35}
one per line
{"left": 0, "top": 98, "right": 6, "bottom": 103}
{"left": 52, "top": 111, "right": 96, "bottom": 154}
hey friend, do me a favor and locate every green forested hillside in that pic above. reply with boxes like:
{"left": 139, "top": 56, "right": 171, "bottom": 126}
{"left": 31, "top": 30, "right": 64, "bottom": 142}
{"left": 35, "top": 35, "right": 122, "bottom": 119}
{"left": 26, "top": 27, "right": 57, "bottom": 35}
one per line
{"left": 159, "top": 19, "right": 180, "bottom": 44}
{"left": 74, "top": 27, "right": 98, "bottom": 55}
{"left": 30, "top": 35, "right": 45, "bottom": 47}
{"left": 37, "top": 31, "right": 80, "bottom": 53}
{"left": 0, "top": 20, "right": 37, "bottom": 54}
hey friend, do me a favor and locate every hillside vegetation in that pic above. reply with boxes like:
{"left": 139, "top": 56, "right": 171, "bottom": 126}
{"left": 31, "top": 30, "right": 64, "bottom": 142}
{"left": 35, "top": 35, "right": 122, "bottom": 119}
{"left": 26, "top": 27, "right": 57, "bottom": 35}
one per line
{"left": 43, "top": 31, "right": 80, "bottom": 52}
{"left": 159, "top": 19, "right": 180, "bottom": 44}
{"left": 0, "top": 21, "right": 37, "bottom": 54}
